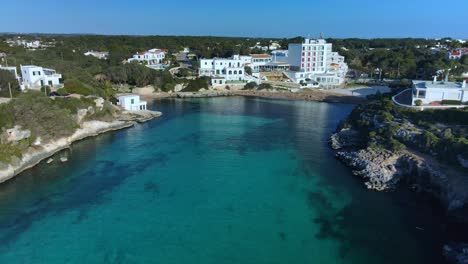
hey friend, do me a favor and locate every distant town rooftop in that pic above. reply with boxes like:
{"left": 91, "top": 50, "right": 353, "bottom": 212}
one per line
{"left": 251, "top": 54, "right": 271, "bottom": 59}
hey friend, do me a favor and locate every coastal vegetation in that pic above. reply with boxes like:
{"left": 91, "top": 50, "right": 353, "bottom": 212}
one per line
{"left": 1, "top": 35, "right": 467, "bottom": 97}
{"left": 340, "top": 90, "right": 468, "bottom": 168}
{"left": 0, "top": 91, "right": 116, "bottom": 164}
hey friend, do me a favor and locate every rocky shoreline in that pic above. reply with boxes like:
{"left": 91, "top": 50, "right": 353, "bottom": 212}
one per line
{"left": 141, "top": 89, "right": 366, "bottom": 104}
{"left": 330, "top": 127, "right": 468, "bottom": 264}
{"left": 0, "top": 110, "right": 161, "bottom": 184}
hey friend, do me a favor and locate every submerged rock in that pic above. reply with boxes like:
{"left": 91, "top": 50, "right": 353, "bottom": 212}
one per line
{"left": 443, "top": 243, "right": 468, "bottom": 264}
{"left": 46, "top": 158, "right": 54, "bottom": 164}
{"left": 60, "top": 156, "right": 68, "bottom": 163}
{"left": 457, "top": 154, "right": 468, "bottom": 169}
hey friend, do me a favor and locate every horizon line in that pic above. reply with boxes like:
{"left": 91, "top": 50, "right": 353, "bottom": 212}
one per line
{"left": 0, "top": 31, "right": 466, "bottom": 40}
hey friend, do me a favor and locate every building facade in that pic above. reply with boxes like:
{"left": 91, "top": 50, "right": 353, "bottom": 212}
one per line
{"left": 412, "top": 78, "right": 468, "bottom": 105}
{"left": 20, "top": 65, "right": 62, "bottom": 89}
{"left": 128, "top": 49, "right": 167, "bottom": 65}
{"left": 116, "top": 94, "right": 147, "bottom": 111}
{"left": 287, "top": 38, "right": 348, "bottom": 87}
{"left": 448, "top": 48, "right": 468, "bottom": 60}
{"left": 199, "top": 55, "right": 248, "bottom": 86}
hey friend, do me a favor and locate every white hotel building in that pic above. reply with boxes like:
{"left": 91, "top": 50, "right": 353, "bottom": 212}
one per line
{"left": 287, "top": 38, "right": 348, "bottom": 87}
{"left": 199, "top": 55, "right": 249, "bottom": 87}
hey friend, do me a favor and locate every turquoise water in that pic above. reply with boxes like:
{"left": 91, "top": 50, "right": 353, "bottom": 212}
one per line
{"left": 0, "top": 97, "right": 445, "bottom": 263}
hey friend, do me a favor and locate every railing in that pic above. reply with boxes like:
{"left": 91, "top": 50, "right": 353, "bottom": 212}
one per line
{"left": 392, "top": 89, "right": 467, "bottom": 110}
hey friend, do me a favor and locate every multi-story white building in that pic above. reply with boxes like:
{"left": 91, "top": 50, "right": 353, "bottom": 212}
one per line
{"left": 20, "top": 65, "right": 62, "bottom": 89}
{"left": 127, "top": 49, "right": 167, "bottom": 66}
{"left": 412, "top": 77, "right": 468, "bottom": 105}
{"left": 84, "top": 51, "right": 109, "bottom": 60}
{"left": 199, "top": 55, "right": 248, "bottom": 86}
{"left": 286, "top": 38, "right": 348, "bottom": 87}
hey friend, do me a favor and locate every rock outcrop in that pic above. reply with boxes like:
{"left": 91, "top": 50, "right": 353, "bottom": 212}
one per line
{"left": 331, "top": 127, "right": 468, "bottom": 216}
{"left": 336, "top": 148, "right": 414, "bottom": 191}
{"left": 175, "top": 91, "right": 233, "bottom": 98}
{"left": 0, "top": 110, "right": 162, "bottom": 184}
{"left": 2, "top": 126, "right": 31, "bottom": 143}
{"left": 329, "top": 128, "right": 362, "bottom": 150}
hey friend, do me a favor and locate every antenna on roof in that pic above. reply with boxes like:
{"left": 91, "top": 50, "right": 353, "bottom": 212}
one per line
{"left": 320, "top": 32, "right": 324, "bottom": 39}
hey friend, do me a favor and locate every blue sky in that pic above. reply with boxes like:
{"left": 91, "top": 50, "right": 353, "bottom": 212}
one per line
{"left": 2, "top": 0, "right": 467, "bottom": 39}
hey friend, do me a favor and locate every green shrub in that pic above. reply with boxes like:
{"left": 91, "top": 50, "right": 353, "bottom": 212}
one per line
{"left": 0, "top": 143, "right": 24, "bottom": 164}
{"left": 64, "top": 79, "right": 94, "bottom": 96}
{"left": 388, "top": 138, "right": 406, "bottom": 152}
{"left": 414, "top": 100, "right": 422, "bottom": 106}
{"left": 56, "top": 88, "right": 68, "bottom": 95}
{"left": 441, "top": 100, "right": 462, "bottom": 105}
{"left": 258, "top": 83, "right": 272, "bottom": 90}
{"left": 420, "top": 131, "right": 439, "bottom": 149}
{"left": 182, "top": 77, "right": 209, "bottom": 92}
{"left": 243, "top": 82, "right": 257, "bottom": 90}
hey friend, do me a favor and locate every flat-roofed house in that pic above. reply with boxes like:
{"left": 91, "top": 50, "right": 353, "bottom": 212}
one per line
{"left": 412, "top": 77, "right": 468, "bottom": 105}
{"left": 20, "top": 65, "right": 62, "bottom": 89}
{"left": 116, "top": 94, "right": 147, "bottom": 111}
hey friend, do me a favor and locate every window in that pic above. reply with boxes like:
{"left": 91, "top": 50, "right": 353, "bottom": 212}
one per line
{"left": 229, "top": 70, "right": 232, "bottom": 75}
{"left": 131, "top": 99, "right": 135, "bottom": 104}
{"left": 239, "top": 70, "right": 242, "bottom": 74}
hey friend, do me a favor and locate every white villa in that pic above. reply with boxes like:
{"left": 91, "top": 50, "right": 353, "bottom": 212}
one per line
{"left": 199, "top": 55, "right": 249, "bottom": 87}
{"left": 20, "top": 65, "right": 62, "bottom": 89}
{"left": 127, "top": 49, "right": 167, "bottom": 69}
{"left": 84, "top": 51, "right": 109, "bottom": 60}
{"left": 116, "top": 94, "right": 147, "bottom": 111}
{"left": 412, "top": 77, "right": 468, "bottom": 105}
{"left": 286, "top": 38, "right": 348, "bottom": 87}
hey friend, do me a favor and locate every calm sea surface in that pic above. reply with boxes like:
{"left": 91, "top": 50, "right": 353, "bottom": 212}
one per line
{"left": 0, "top": 97, "right": 445, "bottom": 263}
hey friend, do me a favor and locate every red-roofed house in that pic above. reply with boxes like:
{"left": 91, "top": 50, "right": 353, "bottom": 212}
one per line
{"left": 448, "top": 48, "right": 468, "bottom": 60}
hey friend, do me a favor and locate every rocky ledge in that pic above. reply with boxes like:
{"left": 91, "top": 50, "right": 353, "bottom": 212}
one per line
{"left": 331, "top": 128, "right": 468, "bottom": 209}
{"left": 175, "top": 91, "right": 234, "bottom": 98}
{"left": 0, "top": 110, "right": 161, "bottom": 183}
{"left": 331, "top": 128, "right": 468, "bottom": 263}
